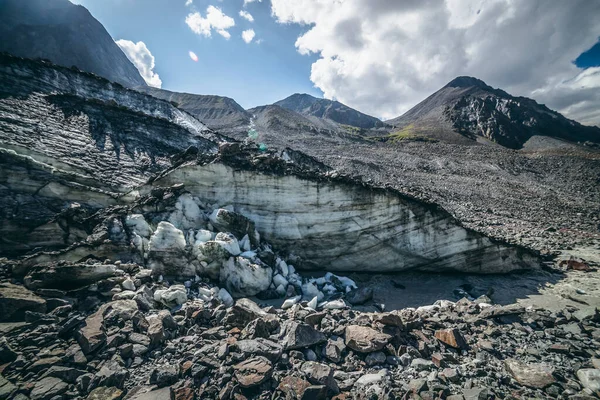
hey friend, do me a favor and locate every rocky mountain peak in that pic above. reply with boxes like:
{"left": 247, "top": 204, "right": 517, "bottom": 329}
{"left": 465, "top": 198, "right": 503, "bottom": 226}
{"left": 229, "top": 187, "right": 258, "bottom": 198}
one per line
{"left": 444, "top": 76, "right": 493, "bottom": 90}
{"left": 0, "top": 0, "right": 147, "bottom": 88}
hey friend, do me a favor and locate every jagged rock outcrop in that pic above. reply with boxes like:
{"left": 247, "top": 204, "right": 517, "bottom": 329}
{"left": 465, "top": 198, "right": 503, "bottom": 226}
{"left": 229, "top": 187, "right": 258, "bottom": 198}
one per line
{"left": 0, "top": 54, "right": 217, "bottom": 254}
{"left": 386, "top": 76, "right": 600, "bottom": 148}
{"left": 0, "top": 0, "right": 147, "bottom": 88}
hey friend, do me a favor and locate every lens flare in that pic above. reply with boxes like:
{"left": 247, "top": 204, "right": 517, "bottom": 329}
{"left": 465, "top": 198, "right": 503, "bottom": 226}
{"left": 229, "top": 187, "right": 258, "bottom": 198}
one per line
{"left": 189, "top": 51, "right": 198, "bottom": 62}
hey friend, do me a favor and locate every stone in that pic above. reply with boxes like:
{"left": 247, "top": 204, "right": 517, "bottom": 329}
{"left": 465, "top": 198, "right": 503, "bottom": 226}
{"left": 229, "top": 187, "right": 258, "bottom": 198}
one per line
{"left": 233, "top": 356, "right": 273, "bottom": 388}
{"left": 0, "top": 282, "right": 46, "bottom": 321}
{"left": 345, "top": 287, "right": 373, "bottom": 305}
{"left": 504, "top": 359, "right": 556, "bottom": 389}
{"left": 219, "top": 257, "right": 272, "bottom": 298}
{"left": 42, "top": 366, "right": 87, "bottom": 384}
{"left": 149, "top": 365, "right": 179, "bottom": 388}
{"left": 277, "top": 376, "right": 311, "bottom": 399}
{"left": 301, "top": 385, "right": 327, "bottom": 400}
{"left": 345, "top": 325, "right": 391, "bottom": 353}
{"left": 241, "top": 318, "right": 270, "bottom": 339}
{"left": 0, "top": 337, "right": 17, "bottom": 363}
{"left": 411, "top": 358, "right": 434, "bottom": 371}
{"left": 462, "top": 388, "right": 491, "bottom": 400}
{"left": 76, "top": 308, "right": 107, "bottom": 354}
{"left": 374, "top": 312, "right": 404, "bottom": 328}
{"left": 23, "top": 263, "right": 118, "bottom": 291}
{"left": 279, "top": 320, "right": 327, "bottom": 350}
{"left": 87, "top": 386, "right": 124, "bottom": 400}
{"left": 0, "top": 376, "right": 16, "bottom": 400}
{"left": 91, "top": 360, "right": 129, "bottom": 389}
{"left": 154, "top": 284, "right": 187, "bottom": 307}
{"left": 301, "top": 362, "right": 338, "bottom": 393}
{"left": 354, "top": 370, "right": 390, "bottom": 399}
{"left": 234, "top": 338, "right": 283, "bottom": 362}
{"left": 122, "top": 278, "right": 136, "bottom": 291}
{"left": 170, "top": 379, "right": 194, "bottom": 400}
{"left": 577, "top": 369, "right": 600, "bottom": 392}
{"left": 223, "top": 298, "right": 266, "bottom": 328}
{"left": 146, "top": 314, "right": 165, "bottom": 346}
{"left": 30, "top": 377, "right": 68, "bottom": 400}
{"left": 324, "top": 337, "right": 345, "bottom": 363}
{"left": 365, "top": 351, "right": 387, "bottom": 366}
{"left": 435, "top": 328, "right": 468, "bottom": 349}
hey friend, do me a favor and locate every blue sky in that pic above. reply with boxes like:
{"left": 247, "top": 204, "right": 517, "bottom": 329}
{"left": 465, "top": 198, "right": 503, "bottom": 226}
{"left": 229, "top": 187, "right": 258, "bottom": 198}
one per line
{"left": 72, "top": 0, "right": 600, "bottom": 125}
{"left": 73, "top": 0, "right": 322, "bottom": 109}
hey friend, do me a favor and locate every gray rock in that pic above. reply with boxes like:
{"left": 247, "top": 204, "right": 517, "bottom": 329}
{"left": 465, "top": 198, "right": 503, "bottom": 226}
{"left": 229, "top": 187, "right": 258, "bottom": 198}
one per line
{"left": 345, "top": 325, "right": 391, "bottom": 353}
{"left": 346, "top": 287, "right": 373, "bottom": 305}
{"left": 149, "top": 365, "right": 179, "bottom": 388}
{"left": 90, "top": 360, "right": 129, "bottom": 389}
{"left": 279, "top": 320, "right": 327, "bottom": 350}
{"left": 0, "top": 282, "right": 46, "bottom": 321}
{"left": 365, "top": 351, "right": 387, "bottom": 366}
{"left": 301, "top": 362, "right": 338, "bottom": 394}
{"left": 234, "top": 338, "right": 283, "bottom": 362}
{"left": 504, "top": 359, "right": 556, "bottom": 389}
{"left": 0, "top": 375, "right": 16, "bottom": 400}
{"left": 577, "top": 369, "right": 600, "bottom": 392}
{"left": 30, "top": 377, "right": 68, "bottom": 400}
{"left": 233, "top": 356, "right": 273, "bottom": 388}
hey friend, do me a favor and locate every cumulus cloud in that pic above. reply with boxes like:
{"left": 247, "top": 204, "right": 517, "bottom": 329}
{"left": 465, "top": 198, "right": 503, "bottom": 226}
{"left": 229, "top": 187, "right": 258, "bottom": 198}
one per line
{"left": 185, "top": 0, "right": 192, "bottom": 6}
{"left": 239, "top": 10, "right": 254, "bottom": 22}
{"left": 242, "top": 29, "right": 256, "bottom": 44}
{"left": 115, "top": 39, "right": 162, "bottom": 88}
{"left": 243, "top": 0, "right": 261, "bottom": 5}
{"left": 186, "top": 6, "right": 235, "bottom": 39}
{"left": 271, "top": 0, "right": 600, "bottom": 125}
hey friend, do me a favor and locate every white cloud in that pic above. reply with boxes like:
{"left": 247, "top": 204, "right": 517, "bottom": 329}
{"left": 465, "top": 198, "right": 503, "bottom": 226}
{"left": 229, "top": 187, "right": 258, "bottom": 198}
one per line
{"left": 243, "top": 0, "right": 261, "bottom": 5}
{"left": 242, "top": 29, "right": 256, "bottom": 44}
{"left": 271, "top": 0, "right": 600, "bottom": 125}
{"left": 185, "top": 0, "right": 192, "bottom": 6}
{"left": 239, "top": 10, "right": 254, "bottom": 22}
{"left": 186, "top": 6, "right": 235, "bottom": 39}
{"left": 115, "top": 39, "right": 162, "bottom": 88}
{"left": 189, "top": 51, "right": 199, "bottom": 62}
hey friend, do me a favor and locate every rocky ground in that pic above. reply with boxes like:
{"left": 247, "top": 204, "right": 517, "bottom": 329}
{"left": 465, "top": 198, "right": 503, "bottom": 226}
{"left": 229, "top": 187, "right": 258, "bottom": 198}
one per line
{"left": 2, "top": 255, "right": 600, "bottom": 399}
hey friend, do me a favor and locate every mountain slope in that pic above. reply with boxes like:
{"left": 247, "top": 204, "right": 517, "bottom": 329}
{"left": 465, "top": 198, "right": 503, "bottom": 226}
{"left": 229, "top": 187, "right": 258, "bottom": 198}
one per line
{"left": 386, "top": 76, "right": 600, "bottom": 149}
{"left": 0, "top": 0, "right": 146, "bottom": 88}
{"left": 275, "top": 93, "right": 386, "bottom": 129}
{"left": 136, "top": 86, "right": 251, "bottom": 131}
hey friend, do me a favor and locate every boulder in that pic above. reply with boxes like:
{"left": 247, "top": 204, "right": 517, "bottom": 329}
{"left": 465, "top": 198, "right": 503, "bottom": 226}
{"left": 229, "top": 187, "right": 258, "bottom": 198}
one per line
{"left": 30, "top": 377, "right": 68, "bottom": 400}
{"left": 0, "top": 282, "right": 46, "bottom": 321}
{"left": 354, "top": 370, "right": 390, "bottom": 399}
{"left": 234, "top": 338, "right": 283, "bottom": 362}
{"left": 0, "top": 376, "right": 16, "bottom": 400}
{"left": 346, "top": 287, "right": 373, "bottom": 305}
{"left": 90, "top": 360, "right": 129, "bottom": 389}
{"left": 345, "top": 325, "right": 391, "bottom": 353}
{"left": 154, "top": 285, "right": 187, "bottom": 307}
{"left": 577, "top": 369, "right": 600, "bottom": 393}
{"left": 277, "top": 376, "right": 311, "bottom": 399}
{"left": 219, "top": 257, "right": 272, "bottom": 297}
{"left": 435, "top": 328, "right": 469, "bottom": 349}
{"left": 149, "top": 365, "right": 179, "bottom": 388}
{"left": 223, "top": 298, "right": 266, "bottom": 328}
{"left": 279, "top": 320, "right": 327, "bottom": 350}
{"left": 504, "top": 359, "right": 556, "bottom": 389}
{"left": 233, "top": 356, "right": 273, "bottom": 388}
{"left": 87, "top": 386, "right": 124, "bottom": 400}
{"left": 301, "top": 362, "right": 337, "bottom": 393}
{"left": 24, "top": 262, "right": 118, "bottom": 291}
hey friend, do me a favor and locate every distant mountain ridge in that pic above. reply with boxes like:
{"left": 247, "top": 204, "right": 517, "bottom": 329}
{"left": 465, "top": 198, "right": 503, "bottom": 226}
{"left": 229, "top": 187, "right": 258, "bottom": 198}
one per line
{"left": 136, "top": 86, "right": 251, "bottom": 131}
{"left": 275, "top": 93, "right": 386, "bottom": 129}
{"left": 0, "top": 0, "right": 146, "bottom": 88}
{"left": 387, "top": 76, "right": 600, "bottom": 149}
